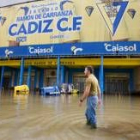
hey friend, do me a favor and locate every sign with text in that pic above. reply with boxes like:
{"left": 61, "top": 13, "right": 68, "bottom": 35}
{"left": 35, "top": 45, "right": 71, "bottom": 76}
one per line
{"left": 0, "top": 0, "right": 140, "bottom": 48}
{"left": 0, "top": 41, "right": 140, "bottom": 58}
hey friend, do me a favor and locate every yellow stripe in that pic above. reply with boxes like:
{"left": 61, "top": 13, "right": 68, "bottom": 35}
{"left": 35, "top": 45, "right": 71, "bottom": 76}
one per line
{"left": 0, "top": 58, "right": 140, "bottom": 67}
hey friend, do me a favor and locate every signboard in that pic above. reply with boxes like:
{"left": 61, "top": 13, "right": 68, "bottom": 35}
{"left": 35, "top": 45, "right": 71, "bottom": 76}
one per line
{"left": 0, "top": 0, "right": 140, "bottom": 47}
{"left": 0, "top": 41, "right": 140, "bottom": 58}
{"left": 0, "top": 0, "right": 140, "bottom": 58}
{"left": 0, "top": 58, "right": 139, "bottom": 67}
{"left": 0, "top": 0, "right": 82, "bottom": 46}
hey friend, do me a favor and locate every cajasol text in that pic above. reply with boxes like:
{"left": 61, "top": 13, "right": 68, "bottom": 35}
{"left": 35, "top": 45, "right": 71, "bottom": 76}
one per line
{"left": 28, "top": 46, "right": 53, "bottom": 54}
{"left": 104, "top": 43, "right": 137, "bottom": 52}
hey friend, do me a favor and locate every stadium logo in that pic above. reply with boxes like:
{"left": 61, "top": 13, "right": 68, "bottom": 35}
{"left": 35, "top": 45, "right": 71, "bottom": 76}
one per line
{"left": 0, "top": 15, "right": 6, "bottom": 26}
{"left": 127, "top": 9, "right": 136, "bottom": 19}
{"left": 104, "top": 43, "right": 137, "bottom": 52}
{"left": 97, "top": 0, "right": 129, "bottom": 35}
{"left": 71, "top": 46, "right": 83, "bottom": 55}
{"left": 5, "top": 49, "right": 13, "bottom": 57}
{"left": 85, "top": 6, "right": 94, "bottom": 16}
{"left": 19, "top": 7, "right": 29, "bottom": 16}
{"left": 60, "top": 0, "right": 74, "bottom": 11}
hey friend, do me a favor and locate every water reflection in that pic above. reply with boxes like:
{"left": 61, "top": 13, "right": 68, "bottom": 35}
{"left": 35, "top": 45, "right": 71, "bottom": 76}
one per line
{"left": 0, "top": 93, "right": 140, "bottom": 140}
{"left": 13, "top": 94, "right": 29, "bottom": 110}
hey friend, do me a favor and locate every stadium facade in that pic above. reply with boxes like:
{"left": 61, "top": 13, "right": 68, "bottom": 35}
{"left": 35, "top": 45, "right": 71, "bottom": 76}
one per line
{"left": 0, "top": 0, "right": 140, "bottom": 94}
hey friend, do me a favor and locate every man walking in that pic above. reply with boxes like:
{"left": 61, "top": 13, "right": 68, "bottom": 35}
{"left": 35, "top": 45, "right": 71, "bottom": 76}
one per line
{"left": 79, "top": 66, "right": 101, "bottom": 129}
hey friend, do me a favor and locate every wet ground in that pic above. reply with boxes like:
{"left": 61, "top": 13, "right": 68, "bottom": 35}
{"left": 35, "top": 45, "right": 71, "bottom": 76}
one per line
{"left": 0, "top": 92, "right": 140, "bottom": 140}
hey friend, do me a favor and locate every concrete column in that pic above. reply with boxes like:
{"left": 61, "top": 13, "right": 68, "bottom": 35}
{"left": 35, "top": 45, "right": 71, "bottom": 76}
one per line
{"left": 57, "top": 56, "right": 60, "bottom": 86}
{"left": 99, "top": 55, "right": 104, "bottom": 94}
{"left": 19, "top": 57, "right": 24, "bottom": 85}
{"left": 0, "top": 66, "right": 5, "bottom": 90}
{"left": 27, "top": 66, "right": 32, "bottom": 88}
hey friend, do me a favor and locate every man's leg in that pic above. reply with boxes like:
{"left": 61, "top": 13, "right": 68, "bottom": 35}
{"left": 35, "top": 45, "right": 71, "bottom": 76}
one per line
{"left": 89, "top": 96, "right": 98, "bottom": 129}
{"left": 89, "top": 105, "right": 97, "bottom": 128}
{"left": 85, "top": 108, "right": 90, "bottom": 125}
{"left": 85, "top": 97, "right": 91, "bottom": 125}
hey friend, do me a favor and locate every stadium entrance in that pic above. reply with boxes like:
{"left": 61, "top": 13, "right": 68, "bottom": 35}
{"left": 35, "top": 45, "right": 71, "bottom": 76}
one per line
{"left": 105, "top": 73, "right": 129, "bottom": 95}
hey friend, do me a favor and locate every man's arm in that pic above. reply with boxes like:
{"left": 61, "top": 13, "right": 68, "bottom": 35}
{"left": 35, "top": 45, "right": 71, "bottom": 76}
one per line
{"left": 79, "top": 79, "right": 91, "bottom": 106}
{"left": 80, "top": 85, "right": 91, "bottom": 102}
{"left": 97, "top": 83, "right": 102, "bottom": 104}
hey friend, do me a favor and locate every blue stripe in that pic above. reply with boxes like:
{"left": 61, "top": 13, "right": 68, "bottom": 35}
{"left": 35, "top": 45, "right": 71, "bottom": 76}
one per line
{"left": 0, "top": 41, "right": 140, "bottom": 58}
{"left": 113, "top": 1, "right": 128, "bottom": 35}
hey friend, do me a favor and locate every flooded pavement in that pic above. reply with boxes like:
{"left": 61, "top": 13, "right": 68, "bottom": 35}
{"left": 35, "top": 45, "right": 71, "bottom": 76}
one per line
{"left": 0, "top": 93, "right": 140, "bottom": 140}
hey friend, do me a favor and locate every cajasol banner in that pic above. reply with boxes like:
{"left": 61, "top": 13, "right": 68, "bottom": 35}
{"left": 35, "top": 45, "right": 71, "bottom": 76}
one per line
{"left": 0, "top": 41, "right": 140, "bottom": 58}
{"left": 0, "top": 0, "right": 140, "bottom": 48}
